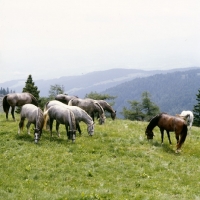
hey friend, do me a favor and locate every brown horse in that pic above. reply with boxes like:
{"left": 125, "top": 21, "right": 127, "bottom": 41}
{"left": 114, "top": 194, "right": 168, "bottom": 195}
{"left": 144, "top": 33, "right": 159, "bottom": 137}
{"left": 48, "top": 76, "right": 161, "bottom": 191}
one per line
{"left": 55, "top": 94, "right": 78, "bottom": 104}
{"left": 145, "top": 113, "right": 188, "bottom": 153}
{"left": 3, "top": 93, "right": 38, "bottom": 120}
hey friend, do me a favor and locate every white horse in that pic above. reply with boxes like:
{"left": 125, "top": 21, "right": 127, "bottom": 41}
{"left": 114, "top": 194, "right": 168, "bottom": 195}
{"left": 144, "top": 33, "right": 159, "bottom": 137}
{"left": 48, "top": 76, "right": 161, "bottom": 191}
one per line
{"left": 180, "top": 110, "right": 194, "bottom": 129}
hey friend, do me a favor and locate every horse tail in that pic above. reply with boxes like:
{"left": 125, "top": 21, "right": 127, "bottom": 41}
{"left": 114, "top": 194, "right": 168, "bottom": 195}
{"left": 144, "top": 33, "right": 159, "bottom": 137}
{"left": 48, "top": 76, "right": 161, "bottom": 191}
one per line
{"left": 68, "top": 99, "right": 74, "bottom": 106}
{"left": 177, "top": 124, "right": 188, "bottom": 151}
{"left": 68, "top": 99, "right": 72, "bottom": 106}
{"left": 70, "top": 111, "right": 76, "bottom": 132}
{"left": 3, "top": 95, "right": 10, "bottom": 113}
{"left": 37, "top": 108, "right": 44, "bottom": 130}
{"left": 43, "top": 101, "right": 50, "bottom": 112}
{"left": 43, "top": 109, "right": 50, "bottom": 130}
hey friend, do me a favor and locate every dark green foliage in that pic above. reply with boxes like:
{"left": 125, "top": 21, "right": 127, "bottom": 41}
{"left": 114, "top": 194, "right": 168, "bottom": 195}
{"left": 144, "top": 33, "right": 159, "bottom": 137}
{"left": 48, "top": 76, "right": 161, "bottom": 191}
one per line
{"left": 103, "top": 69, "right": 200, "bottom": 117}
{"left": 85, "top": 91, "right": 116, "bottom": 100}
{"left": 22, "top": 75, "right": 40, "bottom": 99}
{"left": 193, "top": 89, "right": 200, "bottom": 126}
{"left": 121, "top": 91, "right": 160, "bottom": 121}
{"left": 15, "top": 75, "right": 40, "bottom": 113}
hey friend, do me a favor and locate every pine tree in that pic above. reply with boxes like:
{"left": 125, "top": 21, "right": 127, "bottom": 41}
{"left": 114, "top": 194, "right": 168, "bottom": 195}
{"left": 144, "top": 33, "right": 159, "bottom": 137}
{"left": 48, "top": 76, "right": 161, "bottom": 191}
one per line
{"left": 15, "top": 75, "right": 40, "bottom": 113}
{"left": 22, "top": 74, "right": 40, "bottom": 99}
{"left": 193, "top": 89, "right": 200, "bottom": 126}
{"left": 121, "top": 91, "right": 160, "bottom": 121}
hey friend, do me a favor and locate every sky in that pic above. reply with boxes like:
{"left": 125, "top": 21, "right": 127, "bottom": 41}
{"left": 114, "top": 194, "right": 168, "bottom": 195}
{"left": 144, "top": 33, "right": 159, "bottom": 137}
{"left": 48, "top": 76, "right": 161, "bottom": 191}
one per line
{"left": 0, "top": 0, "right": 200, "bottom": 83}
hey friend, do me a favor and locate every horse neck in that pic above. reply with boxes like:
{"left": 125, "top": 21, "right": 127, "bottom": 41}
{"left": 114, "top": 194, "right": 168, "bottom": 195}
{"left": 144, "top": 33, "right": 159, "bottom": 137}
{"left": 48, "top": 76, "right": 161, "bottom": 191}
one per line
{"left": 147, "top": 115, "right": 160, "bottom": 131}
{"left": 30, "top": 94, "right": 38, "bottom": 106}
{"left": 81, "top": 110, "right": 93, "bottom": 125}
{"left": 102, "top": 102, "right": 114, "bottom": 113}
{"left": 69, "top": 111, "right": 76, "bottom": 131}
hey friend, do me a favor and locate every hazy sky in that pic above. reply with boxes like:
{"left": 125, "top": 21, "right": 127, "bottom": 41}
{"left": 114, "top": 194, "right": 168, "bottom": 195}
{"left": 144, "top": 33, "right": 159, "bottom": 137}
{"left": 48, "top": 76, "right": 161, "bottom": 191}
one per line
{"left": 1, "top": 0, "right": 200, "bottom": 82}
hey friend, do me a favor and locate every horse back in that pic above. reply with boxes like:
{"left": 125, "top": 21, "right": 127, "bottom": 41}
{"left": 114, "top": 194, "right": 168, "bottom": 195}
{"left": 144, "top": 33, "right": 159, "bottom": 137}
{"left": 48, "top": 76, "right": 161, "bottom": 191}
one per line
{"left": 20, "top": 104, "right": 38, "bottom": 122}
{"left": 158, "top": 114, "right": 186, "bottom": 132}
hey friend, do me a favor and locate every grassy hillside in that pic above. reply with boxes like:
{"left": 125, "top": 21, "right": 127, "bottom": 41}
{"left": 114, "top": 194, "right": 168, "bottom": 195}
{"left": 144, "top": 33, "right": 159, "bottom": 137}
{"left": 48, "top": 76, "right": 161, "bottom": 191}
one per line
{"left": 0, "top": 113, "right": 200, "bottom": 199}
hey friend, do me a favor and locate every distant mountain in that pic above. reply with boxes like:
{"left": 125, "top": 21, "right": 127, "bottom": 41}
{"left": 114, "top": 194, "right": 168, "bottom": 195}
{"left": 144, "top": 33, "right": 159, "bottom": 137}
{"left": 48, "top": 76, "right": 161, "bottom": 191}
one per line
{"left": 0, "top": 67, "right": 198, "bottom": 98}
{"left": 102, "top": 68, "right": 200, "bottom": 118}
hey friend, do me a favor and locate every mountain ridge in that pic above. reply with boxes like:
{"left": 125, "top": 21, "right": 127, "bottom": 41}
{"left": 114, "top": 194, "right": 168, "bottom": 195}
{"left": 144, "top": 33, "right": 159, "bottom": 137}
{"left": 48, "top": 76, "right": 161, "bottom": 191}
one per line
{"left": 0, "top": 67, "right": 198, "bottom": 97}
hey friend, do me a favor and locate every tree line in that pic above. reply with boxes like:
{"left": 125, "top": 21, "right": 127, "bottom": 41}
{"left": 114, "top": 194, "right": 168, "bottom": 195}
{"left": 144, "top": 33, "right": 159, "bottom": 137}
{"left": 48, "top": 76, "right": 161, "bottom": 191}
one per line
{"left": 3, "top": 74, "right": 200, "bottom": 127}
{"left": 0, "top": 87, "right": 15, "bottom": 95}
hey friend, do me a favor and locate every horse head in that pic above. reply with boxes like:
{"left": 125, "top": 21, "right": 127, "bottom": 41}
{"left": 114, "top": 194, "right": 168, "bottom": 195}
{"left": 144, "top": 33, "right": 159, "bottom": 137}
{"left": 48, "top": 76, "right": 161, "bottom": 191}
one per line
{"left": 34, "top": 128, "right": 42, "bottom": 143}
{"left": 87, "top": 122, "right": 95, "bottom": 136}
{"left": 98, "top": 115, "right": 106, "bottom": 125}
{"left": 111, "top": 110, "right": 117, "bottom": 120}
{"left": 145, "top": 128, "right": 154, "bottom": 140}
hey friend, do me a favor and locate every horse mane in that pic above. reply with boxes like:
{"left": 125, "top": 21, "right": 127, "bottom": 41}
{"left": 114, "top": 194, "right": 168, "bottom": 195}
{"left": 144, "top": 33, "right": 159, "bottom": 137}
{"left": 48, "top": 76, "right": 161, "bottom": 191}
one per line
{"left": 28, "top": 93, "right": 38, "bottom": 106}
{"left": 44, "top": 101, "right": 50, "bottom": 112}
{"left": 36, "top": 107, "right": 44, "bottom": 130}
{"left": 95, "top": 102, "right": 104, "bottom": 114}
{"left": 147, "top": 113, "right": 163, "bottom": 130}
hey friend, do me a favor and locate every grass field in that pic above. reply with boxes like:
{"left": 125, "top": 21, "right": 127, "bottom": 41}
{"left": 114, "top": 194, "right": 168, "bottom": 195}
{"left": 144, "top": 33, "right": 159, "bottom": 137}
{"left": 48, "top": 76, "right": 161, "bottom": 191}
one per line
{"left": 0, "top": 112, "right": 200, "bottom": 200}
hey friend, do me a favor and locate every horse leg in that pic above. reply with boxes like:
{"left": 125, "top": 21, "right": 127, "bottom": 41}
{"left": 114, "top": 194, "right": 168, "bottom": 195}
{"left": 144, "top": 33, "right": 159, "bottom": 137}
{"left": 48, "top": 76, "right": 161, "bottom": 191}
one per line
{"left": 18, "top": 118, "right": 25, "bottom": 134}
{"left": 65, "top": 124, "right": 70, "bottom": 140}
{"left": 11, "top": 106, "right": 15, "bottom": 121}
{"left": 6, "top": 105, "right": 10, "bottom": 120}
{"left": 175, "top": 134, "right": 179, "bottom": 144}
{"left": 91, "top": 113, "right": 95, "bottom": 121}
{"left": 26, "top": 121, "right": 32, "bottom": 135}
{"left": 76, "top": 122, "right": 81, "bottom": 135}
{"left": 166, "top": 131, "right": 172, "bottom": 145}
{"left": 56, "top": 121, "right": 60, "bottom": 137}
{"left": 160, "top": 128, "right": 164, "bottom": 144}
{"left": 49, "top": 118, "right": 54, "bottom": 137}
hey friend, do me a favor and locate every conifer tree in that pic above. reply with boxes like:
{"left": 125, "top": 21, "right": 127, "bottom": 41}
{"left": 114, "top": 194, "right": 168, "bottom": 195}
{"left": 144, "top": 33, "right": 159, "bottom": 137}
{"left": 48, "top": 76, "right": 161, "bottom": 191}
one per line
{"left": 121, "top": 91, "right": 160, "bottom": 121}
{"left": 16, "top": 75, "right": 40, "bottom": 113}
{"left": 22, "top": 74, "right": 40, "bottom": 99}
{"left": 193, "top": 89, "right": 200, "bottom": 126}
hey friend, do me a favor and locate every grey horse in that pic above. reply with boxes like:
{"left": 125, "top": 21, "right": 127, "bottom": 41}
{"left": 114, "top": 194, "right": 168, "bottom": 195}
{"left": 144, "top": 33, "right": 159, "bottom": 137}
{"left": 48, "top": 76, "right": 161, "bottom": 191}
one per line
{"left": 3, "top": 92, "right": 38, "bottom": 120}
{"left": 18, "top": 104, "right": 44, "bottom": 143}
{"left": 44, "top": 100, "right": 94, "bottom": 136}
{"left": 68, "top": 98, "right": 106, "bottom": 124}
{"left": 43, "top": 104, "right": 76, "bottom": 142}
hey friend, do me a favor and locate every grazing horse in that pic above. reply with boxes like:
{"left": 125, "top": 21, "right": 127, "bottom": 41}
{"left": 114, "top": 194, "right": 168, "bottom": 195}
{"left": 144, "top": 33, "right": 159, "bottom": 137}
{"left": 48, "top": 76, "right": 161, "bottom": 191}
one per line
{"left": 145, "top": 113, "right": 188, "bottom": 153}
{"left": 68, "top": 98, "right": 106, "bottom": 124}
{"left": 18, "top": 104, "right": 44, "bottom": 143}
{"left": 3, "top": 92, "right": 38, "bottom": 120}
{"left": 44, "top": 100, "right": 94, "bottom": 136}
{"left": 55, "top": 94, "right": 78, "bottom": 104}
{"left": 94, "top": 100, "right": 116, "bottom": 120}
{"left": 43, "top": 105, "right": 76, "bottom": 142}
{"left": 179, "top": 110, "right": 194, "bottom": 129}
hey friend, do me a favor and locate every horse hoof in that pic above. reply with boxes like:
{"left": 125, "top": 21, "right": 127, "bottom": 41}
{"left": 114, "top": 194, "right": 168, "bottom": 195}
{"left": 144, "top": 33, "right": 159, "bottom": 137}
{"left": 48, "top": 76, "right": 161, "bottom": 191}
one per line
{"left": 175, "top": 149, "right": 181, "bottom": 153}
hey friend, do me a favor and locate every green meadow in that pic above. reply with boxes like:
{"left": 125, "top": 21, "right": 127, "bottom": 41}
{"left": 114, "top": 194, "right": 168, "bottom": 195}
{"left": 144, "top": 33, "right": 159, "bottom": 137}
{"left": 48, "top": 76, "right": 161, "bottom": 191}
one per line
{"left": 0, "top": 113, "right": 200, "bottom": 200}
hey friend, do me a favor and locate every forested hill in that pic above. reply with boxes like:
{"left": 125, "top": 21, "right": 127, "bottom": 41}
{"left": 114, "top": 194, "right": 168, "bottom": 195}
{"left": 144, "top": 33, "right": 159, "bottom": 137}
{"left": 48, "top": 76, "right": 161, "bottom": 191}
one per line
{"left": 102, "top": 69, "right": 200, "bottom": 118}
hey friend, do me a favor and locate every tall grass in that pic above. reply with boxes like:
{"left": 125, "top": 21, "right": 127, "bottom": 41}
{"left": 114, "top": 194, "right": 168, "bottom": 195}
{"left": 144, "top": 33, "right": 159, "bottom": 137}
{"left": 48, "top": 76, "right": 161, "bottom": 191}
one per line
{"left": 0, "top": 113, "right": 200, "bottom": 199}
